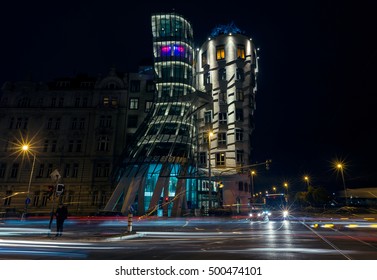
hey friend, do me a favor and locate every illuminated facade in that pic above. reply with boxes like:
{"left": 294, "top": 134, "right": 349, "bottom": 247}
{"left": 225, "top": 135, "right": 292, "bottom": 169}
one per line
{"left": 195, "top": 26, "right": 259, "bottom": 212}
{"left": 104, "top": 13, "right": 208, "bottom": 216}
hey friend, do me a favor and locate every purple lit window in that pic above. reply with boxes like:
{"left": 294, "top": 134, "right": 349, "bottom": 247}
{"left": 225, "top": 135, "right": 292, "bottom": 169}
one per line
{"left": 161, "top": 46, "right": 171, "bottom": 54}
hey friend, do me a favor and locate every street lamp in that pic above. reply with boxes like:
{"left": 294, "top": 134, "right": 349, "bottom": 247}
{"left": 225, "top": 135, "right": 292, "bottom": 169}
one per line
{"left": 336, "top": 163, "right": 348, "bottom": 206}
{"left": 283, "top": 182, "right": 288, "bottom": 203}
{"left": 272, "top": 186, "right": 277, "bottom": 193}
{"left": 304, "top": 176, "right": 310, "bottom": 188}
{"left": 250, "top": 170, "right": 256, "bottom": 197}
{"left": 21, "top": 144, "right": 36, "bottom": 219}
{"left": 208, "top": 131, "right": 213, "bottom": 209}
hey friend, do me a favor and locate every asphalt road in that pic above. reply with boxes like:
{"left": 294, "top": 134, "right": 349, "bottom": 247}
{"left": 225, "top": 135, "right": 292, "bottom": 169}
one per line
{"left": 1, "top": 214, "right": 377, "bottom": 260}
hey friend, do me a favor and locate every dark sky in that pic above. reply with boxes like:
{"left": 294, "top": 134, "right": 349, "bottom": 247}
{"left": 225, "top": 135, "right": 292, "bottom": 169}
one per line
{"left": 1, "top": 0, "right": 376, "bottom": 192}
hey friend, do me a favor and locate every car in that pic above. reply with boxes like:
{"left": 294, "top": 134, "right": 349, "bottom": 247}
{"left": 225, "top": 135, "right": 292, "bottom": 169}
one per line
{"left": 248, "top": 206, "right": 271, "bottom": 221}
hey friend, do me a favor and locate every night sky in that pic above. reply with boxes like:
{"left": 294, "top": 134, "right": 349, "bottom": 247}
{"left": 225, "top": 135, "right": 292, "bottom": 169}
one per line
{"left": 1, "top": 1, "right": 376, "bottom": 193}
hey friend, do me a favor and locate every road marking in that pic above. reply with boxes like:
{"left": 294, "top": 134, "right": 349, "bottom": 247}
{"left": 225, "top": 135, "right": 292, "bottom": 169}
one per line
{"left": 301, "top": 221, "right": 352, "bottom": 260}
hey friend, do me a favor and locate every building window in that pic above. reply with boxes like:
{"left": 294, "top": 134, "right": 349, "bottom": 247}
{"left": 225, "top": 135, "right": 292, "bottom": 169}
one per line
{"left": 236, "top": 150, "right": 244, "bottom": 163}
{"left": 218, "top": 132, "right": 227, "bottom": 145}
{"left": 199, "top": 152, "right": 207, "bottom": 165}
{"left": 237, "top": 45, "right": 246, "bottom": 59}
{"left": 130, "top": 80, "right": 141, "bottom": 92}
{"left": 37, "top": 163, "right": 44, "bottom": 177}
{"left": 55, "top": 118, "right": 61, "bottom": 130}
{"left": 235, "top": 128, "right": 244, "bottom": 141}
{"left": 236, "top": 88, "right": 244, "bottom": 101}
{"left": 216, "top": 45, "right": 225, "bottom": 60}
{"left": 204, "top": 111, "right": 212, "bottom": 124}
{"left": 204, "top": 73, "right": 211, "bottom": 85}
{"left": 97, "top": 136, "right": 110, "bottom": 151}
{"left": 64, "top": 164, "right": 70, "bottom": 178}
{"left": 43, "top": 140, "right": 49, "bottom": 152}
{"left": 202, "top": 132, "right": 209, "bottom": 144}
{"left": 104, "top": 163, "right": 110, "bottom": 177}
{"left": 78, "top": 118, "right": 85, "bottom": 129}
{"left": 16, "top": 118, "right": 22, "bottom": 129}
{"left": 51, "top": 140, "right": 57, "bottom": 152}
{"left": 127, "top": 115, "right": 138, "bottom": 128}
{"left": 216, "top": 153, "right": 226, "bottom": 166}
{"left": 32, "top": 191, "right": 40, "bottom": 207}
{"left": 99, "top": 115, "right": 112, "bottom": 128}
{"left": 102, "top": 96, "right": 109, "bottom": 106}
{"left": 71, "top": 118, "right": 77, "bottom": 129}
{"left": 219, "top": 92, "right": 227, "bottom": 103}
{"left": 82, "top": 97, "right": 88, "bottom": 107}
{"left": 236, "top": 68, "right": 244, "bottom": 81}
{"left": 76, "top": 140, "right": 82, "bottom": 152}
{"left": 68, "top": 140, "right": 74, "bottom": 152}
{"left": 129, "top": 98, "right": 139, "bottom": 110}
{"left": 10, "top": 163, "right": 19, "bottom": 178}
{"left": 0, "top": 163, "right": 6, "bottom": 178}
{"left": 169, "top": 105, "right": 181, "bottom": 116}
{"left": 75, "top": 98, "right": 80, "bottom": 107}
{"left": 219, "top": 68, "right": 226, "bottom": 81}
{"left": 111, "top": 97, "right": 118, "bottom": 107}
{"left": 219, "top": 112, "right": 227, "bottom": 125}
{"left": 46, "top": 164, "right": 53, "bottom": 178}
{"left": 72, "top": 163, "right": 79, "bottom": 178}
{"left": 58, "top": 98, "right": 64, "bottom": 107}
{"left": 145, "top": 101, "right": 153, "bottom": 112}
{"left": 201, "top": 51, "right": 207, "bottom": 66}
{"left": 51, "top": 97, "right": 56, "bottom": 107}
{"left": 236, "top": 108, "right": 244, "bottom": 122}
{"left": 146, "top": 80, "right": 155, "bottom": 92}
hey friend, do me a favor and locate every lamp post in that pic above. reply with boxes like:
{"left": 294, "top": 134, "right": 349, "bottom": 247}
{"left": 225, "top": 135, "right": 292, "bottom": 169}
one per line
{"left": 21, "top": 144, "right": 36, "bottom": 219}
{"left": 336, "top": 163, "right": 348, "bottom": 206}
{"left": 304, "top": 176, "right": 310, "bottom": 188}
{"left": 250, "top": 170, "right": 256, "bottom": 197}
{"left": 208, "top": 131, "right": 213, "bottom": 209}
{"left": 283, "top": 182, "right": 288, "bottom": 203}
{"left": 272, "top": 186, "right": 276, "bottom": 193}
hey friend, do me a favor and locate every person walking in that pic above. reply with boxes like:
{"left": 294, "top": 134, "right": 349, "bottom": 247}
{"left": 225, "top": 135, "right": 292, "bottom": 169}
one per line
{"left": 55, "top": 203, "right": 68, "bottom": 237}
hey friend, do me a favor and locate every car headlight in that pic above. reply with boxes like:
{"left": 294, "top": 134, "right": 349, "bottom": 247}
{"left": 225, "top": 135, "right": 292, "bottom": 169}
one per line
{"left": 283, "top": 210, "right": 289, "bottom": 217}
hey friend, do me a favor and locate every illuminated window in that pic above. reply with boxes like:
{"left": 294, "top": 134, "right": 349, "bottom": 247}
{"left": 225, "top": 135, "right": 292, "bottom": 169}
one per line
{"left": 237, "top": 45, "right": 246, "bottom": 59}
{"left": 103, "top": 96, "right": 109, "bottom": 106}
{"left": 216, "top": 153, "right": 226, "bottom": 166}
{"left": 216, "top": 45, "right": 225, "bottom": 60}
{"left": 145, "top": 101, "right": 153, "bottom": 112}
{"left": 129, "top": 98, "right": 139, "bottom": 110}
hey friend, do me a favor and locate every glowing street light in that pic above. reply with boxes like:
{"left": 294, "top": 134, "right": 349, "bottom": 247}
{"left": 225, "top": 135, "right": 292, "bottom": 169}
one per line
{"left": 336, "top": 163, "right": 348, "bottom": 206}
{"left": 21, "top": 144, "right": 36, "bottom": 219}
{"left": 250, "top": 170, "right": 256, "bottom": 196}
{"left": 283, "top": 182, "right": 289, "bottom": 203}
{"left": 304, "top": 176, "right": 310, "bottom": 188}
{"left": 272, "top": 186, "right": 277, "bottom": 193}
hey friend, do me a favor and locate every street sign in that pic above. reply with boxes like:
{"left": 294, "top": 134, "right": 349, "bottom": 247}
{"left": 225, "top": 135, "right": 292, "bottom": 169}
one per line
{"left": 56, "top": 184, "right": 65, "bottom": 195}
{"left": 49, "top": 169, "right": 61, "bottom": 181}
{"left": 25, "top": 197, "right": 31, "bottom": 205}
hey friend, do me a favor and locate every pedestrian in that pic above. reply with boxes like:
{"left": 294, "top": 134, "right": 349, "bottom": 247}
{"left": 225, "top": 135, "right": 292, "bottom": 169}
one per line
{"left": 55, "top": 203, "right": 68, "bottom": 237}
